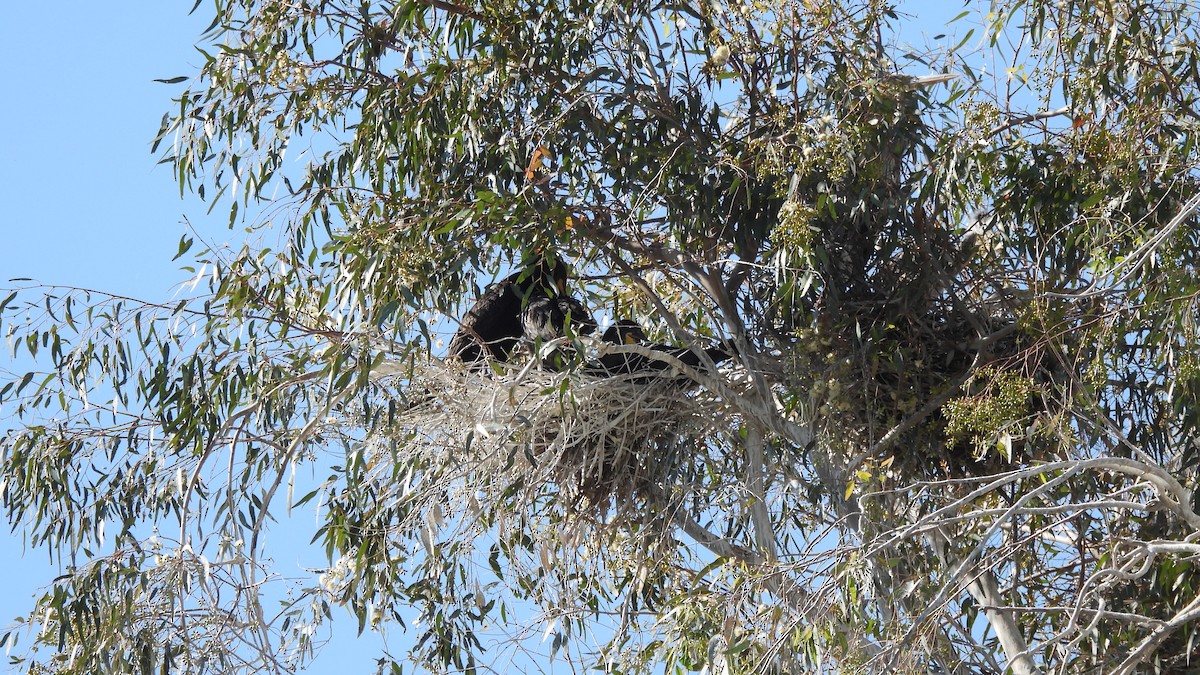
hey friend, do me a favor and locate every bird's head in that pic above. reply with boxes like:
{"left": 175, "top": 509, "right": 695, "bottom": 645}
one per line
{"left": 602, "top": 320, "right": 647, "bottom": 345}
{"left": 522, "top": 253, "right": 570, "bottom": 294}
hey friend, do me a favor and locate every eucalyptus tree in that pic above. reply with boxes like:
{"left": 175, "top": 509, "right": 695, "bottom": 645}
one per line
{"left": 4, "top": 0, "right": 1200, "bottom": 673}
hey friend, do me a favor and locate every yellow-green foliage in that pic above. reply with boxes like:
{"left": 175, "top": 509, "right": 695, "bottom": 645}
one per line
{"left": 770, "top": 199, "right": 819, "bottom": 253}
{"left": 753, "top": 110, "right": 857, "bottom": 188}
{"left": 943, "top": 367, "right": 1035, "bottom": 453}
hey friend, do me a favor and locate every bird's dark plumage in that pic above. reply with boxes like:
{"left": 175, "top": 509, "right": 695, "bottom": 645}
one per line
{"left": 521, "top": 295, "right": 597, "bottom": 343}
{"left": 449, "top": 257, "right": 585, "bottom": 368}
{"left": 587, "top": 319, "right": 733, "bottom": 381}
{"left": 601, "top": 320, "right": 647, "bottom": 346}
{"left": 521, "top": 295, "right": 597, "bottom": 370}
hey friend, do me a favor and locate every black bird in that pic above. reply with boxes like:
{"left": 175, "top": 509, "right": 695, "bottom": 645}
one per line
{"left": 449, "top": 257, "right": 587, "bottom": 368}
{"left": 521, "top": 295, "right": 597, "bottom": 343}
{"left": 521, "top": 294, "right": 598, "bottom": 371}
{"left": 587, "top": 319, "right": 733, "bottom": 381}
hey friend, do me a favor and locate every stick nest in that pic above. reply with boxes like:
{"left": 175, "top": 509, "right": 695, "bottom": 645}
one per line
{"left": 384, "top": 356, "right": 737, "bottom": 512}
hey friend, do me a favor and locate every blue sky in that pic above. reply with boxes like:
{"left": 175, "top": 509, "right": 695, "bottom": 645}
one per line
{"left": 0, "top": 1, "right": 971, "bottom": 672}
{"left": 0, "top": 3, "right": 390, "bottom": 672}
{"left": 0, "top": 0, "right": 197, "bottom": 631}
{"left": 0, "top": 4, "right": 200, "bottom": 295}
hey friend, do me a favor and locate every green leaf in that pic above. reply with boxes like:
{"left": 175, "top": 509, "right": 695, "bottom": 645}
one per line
{"left": 0, "top": 290, "right": 17, "bottom": 313}
{"left": 1079, "top": 192, "right": 1105, "bottom": 210}
{"left": 173, "top": 236, "right": 195, "bottom": 261}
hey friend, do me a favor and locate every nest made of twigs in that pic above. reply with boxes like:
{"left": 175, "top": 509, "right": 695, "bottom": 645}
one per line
{"left": 796, "top": 301, "right": 1067, "bottom": 481}
{"left": 384, "top": 352, "right": 735, "bottom": 512}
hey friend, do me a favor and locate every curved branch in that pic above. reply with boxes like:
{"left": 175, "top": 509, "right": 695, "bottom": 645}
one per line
{"left": 923, "top": 528, "right": 1040, "bottom": 675}
{"left": 1112, "top": 591, "right": 1200, "bottom": 675}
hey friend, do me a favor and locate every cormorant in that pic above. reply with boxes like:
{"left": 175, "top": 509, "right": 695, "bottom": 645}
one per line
{"left": 449, "top": 257, "right": 593, "bottom": 369}
{"left": 521, "top": 294, "right": 598, "bottom": 371}
{"left": 587, "top": 319, "right": 733, "bottom": 382}
{"left": 521, "top": 295, "right": 597, "bottom": 343}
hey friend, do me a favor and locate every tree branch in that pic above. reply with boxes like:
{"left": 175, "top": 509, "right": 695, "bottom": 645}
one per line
{"left": 924, "top": 528, "right": 1040, "bottom": 675}
{"left": 1112, "top": 591, "right": 1200, "bottom": 675}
